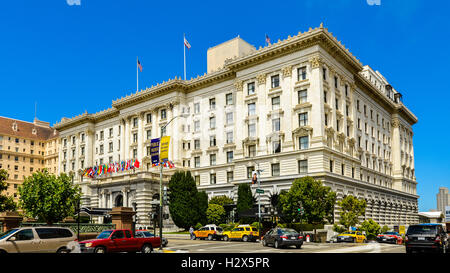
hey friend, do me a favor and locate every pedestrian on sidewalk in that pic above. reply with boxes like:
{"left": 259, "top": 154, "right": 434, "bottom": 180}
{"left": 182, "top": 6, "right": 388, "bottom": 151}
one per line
{"left": 189, "top": 226, "right": 194, "bottom": 240}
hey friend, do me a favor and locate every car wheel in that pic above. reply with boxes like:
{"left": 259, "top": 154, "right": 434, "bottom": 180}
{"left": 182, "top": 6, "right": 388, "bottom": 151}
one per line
{"left": 261, "top": 239, "right": 266, "bottom": 247}
{"left": 274, "top": 240, "right": 280, "bottom": 249}
{"left": 56, "top": 247, "right": 68, "bottom": 253}
{"left": 296, "top": 245, "right": 301, "bottom": 249}
{"left": 242, "top": 235, "right": 249, "bottom": 242}
{"left": 141, "top": 244, "right": 153, "bottom": 254}
{"left": 224, "top": 235, "right": 229, "bottom": 241}
{"left": 352, "top": 238, "right": 356, "bottom": 243}
{"left": 208, "top": 234, "right": 213, "bottom": 241}
{"left": 94, "top": 246, "right": 106, "bottom": 253}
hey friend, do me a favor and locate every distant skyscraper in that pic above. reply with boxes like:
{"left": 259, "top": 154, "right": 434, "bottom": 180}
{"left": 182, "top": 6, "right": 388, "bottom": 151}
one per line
{"left": 437, "top": 187, "right": 450, "bottom": 213}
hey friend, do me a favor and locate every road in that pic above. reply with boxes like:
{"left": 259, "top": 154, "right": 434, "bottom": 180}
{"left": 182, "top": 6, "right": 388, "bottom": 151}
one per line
{"left": 162, "top": 236, "right": 405, "bottom": 253}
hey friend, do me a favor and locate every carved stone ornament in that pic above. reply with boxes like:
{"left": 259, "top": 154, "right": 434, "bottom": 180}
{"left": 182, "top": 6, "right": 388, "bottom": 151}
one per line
{"left": 309, "top": 56, "right": 322, "bottom": 69}
{"left": 391, "top": 119, "right": 400, "bottom": 128}
{"left": 282, "top": 66, "right": 292, "bottom": 78}
{"left": 256, "top": 74, "right": 267, "bottom": 85}
{"left": 234, "top": 80, "right": 244, "bottom": 91}
{"left": 292, "top": 126, "right": 313, "bottom": 137}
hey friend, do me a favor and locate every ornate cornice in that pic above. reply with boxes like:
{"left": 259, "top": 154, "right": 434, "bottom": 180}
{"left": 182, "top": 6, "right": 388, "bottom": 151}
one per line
{"left": 256, "top": 73, "right": 267, "bottom": 85}
{"left": 282, "top": 65, "right": 292, "bottom": 78}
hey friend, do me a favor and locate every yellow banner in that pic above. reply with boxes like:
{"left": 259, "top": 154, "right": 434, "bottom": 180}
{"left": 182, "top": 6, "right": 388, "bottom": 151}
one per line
{"left": 159, "top": 136, "right": 170, "bottom": 161}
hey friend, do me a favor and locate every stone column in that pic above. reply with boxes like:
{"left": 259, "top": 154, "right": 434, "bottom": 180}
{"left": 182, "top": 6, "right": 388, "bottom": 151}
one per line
{"left": 308, "top": 55, "right": 325, "bottom": 148}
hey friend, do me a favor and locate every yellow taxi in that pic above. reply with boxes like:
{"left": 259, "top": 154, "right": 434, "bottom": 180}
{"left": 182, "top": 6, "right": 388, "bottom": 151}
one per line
{"left": 222, "top": 225, "right": 259, "bottom": 242}
{"left": 192, "top": 225, "right": 224, "bottom": 241}
{"left": 336, "top": 231, "right": 367, "bottom": 243}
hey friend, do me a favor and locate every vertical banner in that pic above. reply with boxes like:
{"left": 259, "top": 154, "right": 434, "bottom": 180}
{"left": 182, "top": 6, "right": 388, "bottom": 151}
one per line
{"left": 151, "top": 138, "right": 161, "bottom": 164}
{"left": 160, "top": 136, "right": 171, "bottom": 161}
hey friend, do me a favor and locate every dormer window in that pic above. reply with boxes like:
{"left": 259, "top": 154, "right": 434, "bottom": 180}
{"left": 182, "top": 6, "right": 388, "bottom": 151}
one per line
{"left": 12, "top": 122, "right": 18, "bottom": 132}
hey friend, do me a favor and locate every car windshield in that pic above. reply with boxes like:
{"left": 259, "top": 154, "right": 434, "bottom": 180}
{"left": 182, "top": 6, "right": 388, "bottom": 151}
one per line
{"left": 383, "top": 232, "right": 397, "bottom": 235}
{"left": 0, "top": 229, "right": 18, "bottom": 240}
{"left": 97, "top": 230, "right": 113, "bottom": 239}
{"left": 407, "top": 225, "right": 437, "bottom": 235}
{"left": 280, "top": 228, "right": 297, "bottom": 235}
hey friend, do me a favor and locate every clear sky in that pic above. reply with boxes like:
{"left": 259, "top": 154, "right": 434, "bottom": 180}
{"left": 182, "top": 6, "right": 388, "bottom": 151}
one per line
{"left": 0, "top": 0, "right": 449, "bottom": 212}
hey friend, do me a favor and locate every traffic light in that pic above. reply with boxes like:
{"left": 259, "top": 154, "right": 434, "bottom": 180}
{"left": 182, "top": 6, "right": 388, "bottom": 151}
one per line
{"left": 163, "top": 186, "right": 170, "bottom": 205}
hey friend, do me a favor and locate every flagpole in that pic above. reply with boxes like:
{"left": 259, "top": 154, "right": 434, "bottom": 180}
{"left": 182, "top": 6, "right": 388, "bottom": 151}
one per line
{"left": 183, "top": 33, "right": 186, "bottom": 81}
{"left": 137, "top": 56, "right": 139, "bottom": 92}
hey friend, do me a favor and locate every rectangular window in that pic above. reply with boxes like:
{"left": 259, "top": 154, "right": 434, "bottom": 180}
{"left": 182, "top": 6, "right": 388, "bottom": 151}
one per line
{"left": 133, "top": 133, "right": 138, "bottom": 143}
{"left": 226, "top": 93, "right": 233, "bottom": 105}
{"left": 209, "top": 117, "right": 216, "bottom": 129}
{"left": 226, "top": 112, "right": 233, "bottom": 124}
{"left": 271, "top": 163, "right": 280, "bottom": 176}
{"left": 297, "top": 66, "right": 307, "bottom": 81}
{"left": 272, "top": 141, "right": 281, "bottom": 153}
{"left": 247, "top": 166, "right": 255, "bottom": 178}
{"left": 146, "top": 129, "right": 151, "bottom": 140}
{"left": 194, "top": 139, "right": 200, "bottom": 150}
{"left": 248, "top": 103, "right": 256, "bottom": 116}
{"left": 248, "top": 123, "right": 256, "bottom": 137}
{"left": 227, "top": 151, "right": 233, "bottom": 163}
{"left": 133, "top": 149, "right": 137, "bottom": 159}
{"left": 194, "top": 103, "right": 200, "bottom": 114}
{"left": 109, "top": 128, "right": 113, "bottom": 138}
{"left": 298, "top": 90, "right": 307, "bottom": 104}
{"left": 210, "top": 154, "right": 216, "bottom": 166}
{"left": 247, "top": 82, "right": 255, "bottom": 95}
{"left": 194, "top": 120, "right": 200, "bottom": 132}
{"left": 146, "top": 113, "right": 152, "bottom": 123}
{"left": 100, "top": 131, "right": 104, "bottom": 140}
{"left": 271, "top": 74, "right": 280, "bottom": 88}
{"left": 272, "top": 96, "right": 280, "bottom": 110}
{"left": 226, "top": 132, "right": 233, "bottom": 144}
{"left": 298, "top": 160, "right": 308, "bottom": 174}
{"left": 299, "top": 112, "right": 308, "bottom": 127}
{"left": 341, "top": 164, "right": 345, "bottom": 175}
{"left": 133, "top": 117, "right": 138, "bottom": 127}
{"left": 209, "top": 135, "right": 216, "bottom": 147}
{"left": 147, "top": 146, "right": 151, "bottom": 156}
{"left": 325, "top": 114, "right": 328, "bottom": 126}
{"left": 323, "top": 67, "right": 327, "bottom": 80}
{"left": 324, "top": 91, "right": 327, "bottom": 104}
{"left": 109, "top": 142, "right": 113, "bottom": 152}
{"left": 195, "top": 175, "right": 200, "bottom": 185}
{"left": 210, "top": 174, "right": 216, "bottom": 184}
{"left": 334, "top": 76, "right": 338, "bottom": 88}
{"left": 194, "top": 157, "right": 200, "bottom": 168}
{"left": 272, "top": 118, "right": 280, "bottom": 132}
{"left": 161, "top": 109, "right": 167, "bottom": 119}
{"left": 330, "top": 160, "right": 334, "bottom": 172}
{"left": 248, "top": 145, "right": 256, "bottom": 157}
{"left": 299, "top": 136, "right": 309, "bottom": 150}
{"left": 227, "top": 171, "right": 233, "bottom": 183}
{"left": 209, "top": 98, "right": 216, "bottom": 110}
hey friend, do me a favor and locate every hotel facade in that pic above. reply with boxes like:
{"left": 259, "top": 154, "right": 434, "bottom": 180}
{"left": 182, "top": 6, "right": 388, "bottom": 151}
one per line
{"left": 54, "top": 25, "right": 419, "bottom": 227}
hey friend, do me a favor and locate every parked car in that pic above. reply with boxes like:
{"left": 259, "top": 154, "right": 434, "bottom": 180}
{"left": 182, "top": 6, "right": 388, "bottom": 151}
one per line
{"left": 222, "top": 225, "right": 259, "bottom": 242}
{"left": 78, "top": 229, "right": 160, "bottom": 253}
{"left": 405, "top": 224, "right": 448, "bottom": 254}
{"left": 135, "top": 230, "right": 168, "bottom": 247}
{"left": 193, "top": 224, "right": 224, "bottom": 241}
{"left": 376, "top": 232, "right": 403, "bottom": 244}
{"left": 336, "top": 231, "right": 367, "bottom": 243}
{"left": 261, "top": 227, "right": 303, "bottom": 249}
{"left": 327, "top": 235, "right": 338, "bottom": 243}
{"left": 0, "top": 227, "right": 76, "bottom": 253}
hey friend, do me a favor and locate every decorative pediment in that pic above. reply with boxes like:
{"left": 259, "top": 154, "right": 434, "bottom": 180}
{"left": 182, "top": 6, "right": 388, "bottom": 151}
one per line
{"left": 243, "top": 137, "right": 259, "bottom": 146}
{"left": 292, "top": 126, "right": 313, "bottom": 137}
{"left": 266, "top": 131, "right": 285, "bottom": 142}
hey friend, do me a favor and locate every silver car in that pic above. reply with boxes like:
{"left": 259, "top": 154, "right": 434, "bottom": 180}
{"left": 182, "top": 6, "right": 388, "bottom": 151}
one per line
{"left": 0, "top": 227, "right": 76, "bottom": 253}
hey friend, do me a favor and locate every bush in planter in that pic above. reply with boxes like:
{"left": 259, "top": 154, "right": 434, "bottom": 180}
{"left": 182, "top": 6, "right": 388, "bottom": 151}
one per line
{"left": 359, "top": 219, "right": 381, "bottom": 240}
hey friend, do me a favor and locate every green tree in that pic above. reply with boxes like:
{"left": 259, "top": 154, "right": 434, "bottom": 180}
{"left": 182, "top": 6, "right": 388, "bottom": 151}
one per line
{"left": 196, "top": 191, "right": 209, "bottom": 225}
{"left": 18, "top": 169, "right": 81, "bottom": 225}
{"left": 337, "top": 195, "right": 366, "bottom": 230}
{"left": 0, "top": 169, "right": 16, "bottom": 212}
{"left": 381, "top": 225, "right": 389, "bottom": 234}
{"left": 168, "top": 171, "right": 204, "bottom": 230}
{"left": 206, "top": 204, "right": 226, "bottom": 225}
{"left": 236, "top": 183, "right": 253, "bottom": 213}
{"left": 209, "top": 195, "right": 234, "bottom": 207}
{"left": 279, "top": 176, "right": 336, "bottom": 225}
{"left": 359, "top": 219, "right": 381, "bottom": 240}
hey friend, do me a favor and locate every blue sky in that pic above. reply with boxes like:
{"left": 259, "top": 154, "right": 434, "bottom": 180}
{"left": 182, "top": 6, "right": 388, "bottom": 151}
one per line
{"left": 0, "top": 0, "right": 448, "bottom": 212}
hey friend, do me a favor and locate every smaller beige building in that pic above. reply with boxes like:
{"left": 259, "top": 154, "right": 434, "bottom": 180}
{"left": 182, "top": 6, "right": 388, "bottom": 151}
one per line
{"left": 0, "top": 116, "right": 59, "bottom": 201}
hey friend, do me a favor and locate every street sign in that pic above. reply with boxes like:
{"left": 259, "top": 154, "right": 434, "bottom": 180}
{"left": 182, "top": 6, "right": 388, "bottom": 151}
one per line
{"left": 399, "top": 226, "right": 405, "bottom": 235}
{"left": 256, "top": 189, "right": 264, "bottom": 194}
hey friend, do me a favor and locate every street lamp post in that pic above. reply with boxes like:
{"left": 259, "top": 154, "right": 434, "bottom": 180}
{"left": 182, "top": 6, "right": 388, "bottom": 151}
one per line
{"left": 158, "top": 114, "right": 186, "bottom": 250}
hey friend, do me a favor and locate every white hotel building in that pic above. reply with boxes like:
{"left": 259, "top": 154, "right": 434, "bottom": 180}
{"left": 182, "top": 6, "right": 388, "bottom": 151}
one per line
{"left": 54, "top": 25, "right": 419, "bottom": 227}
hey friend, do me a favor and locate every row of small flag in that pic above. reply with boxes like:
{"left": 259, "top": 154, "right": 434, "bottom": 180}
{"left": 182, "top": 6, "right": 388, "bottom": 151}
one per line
{"left": 82, "top": 159, "right": 140, "bottom": 178}
{"left": 152, "top": 160, "right": 175, "bottom": 169}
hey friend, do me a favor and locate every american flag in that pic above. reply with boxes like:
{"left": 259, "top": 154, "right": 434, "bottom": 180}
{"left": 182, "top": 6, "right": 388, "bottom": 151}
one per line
{"left": 137, "top": 59, "right": 143, "bottom": 72}
{"left": 265, "top": 34, "right": 271, "bottom": 45}
{"left": 184, "top": 36, "right": 191, "bottom": 49}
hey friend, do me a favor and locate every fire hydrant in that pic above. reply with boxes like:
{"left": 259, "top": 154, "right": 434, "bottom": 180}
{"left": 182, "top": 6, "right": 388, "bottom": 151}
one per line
{"left": 306, "top": 234, "right": 310, "bottom": 242}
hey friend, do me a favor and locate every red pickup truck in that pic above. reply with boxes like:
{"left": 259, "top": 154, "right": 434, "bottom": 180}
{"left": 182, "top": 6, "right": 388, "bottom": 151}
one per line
{"left": 79, "top": 229, "right": 161, "bottom": 253}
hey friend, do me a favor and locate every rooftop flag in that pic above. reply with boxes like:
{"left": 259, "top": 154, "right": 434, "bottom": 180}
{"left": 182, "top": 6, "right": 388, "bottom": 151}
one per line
{"left": 184, "top": 36, "right": 191, "bottom": 49}
{"left": 265, "top": 34, "right": 271, "bottom": 45}
{"left": 137, "top": 59, "right": 143, "bottom": 72}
